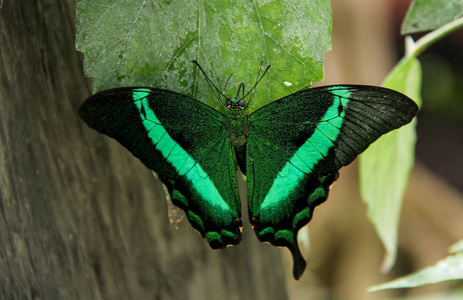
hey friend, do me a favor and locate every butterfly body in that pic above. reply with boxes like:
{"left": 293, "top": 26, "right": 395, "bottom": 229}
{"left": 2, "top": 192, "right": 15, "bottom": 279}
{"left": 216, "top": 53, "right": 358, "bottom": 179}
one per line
{"left": 79, "top": 70, "right": 418, "bottom": 280}
{"left": 224, "top": 98, "right": 249, "bottom": 171}
{"left": 227, "top": 111, "right": 249, "bottom": 148}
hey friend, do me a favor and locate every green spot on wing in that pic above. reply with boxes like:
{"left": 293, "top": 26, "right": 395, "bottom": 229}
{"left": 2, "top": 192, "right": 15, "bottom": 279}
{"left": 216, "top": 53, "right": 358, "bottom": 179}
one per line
{"left": 258, "top": 227, "right": 275, "bottom": 237}
{"left": 205, "top": 232, "right": 222, "bottom": 247}
{"left": 172, "top": 189, "right": 188, "bottom": 207}
{"left": 274, "top": 230, "right": 294, "bottom": 244}
{"left": 293, "top": 208, "right": 311, "bottom": 228}
{"left": 221, "top": 229, "right": 238, "bottom": 240}
{"left": 188, "top": 210, "right": 204, "bottom": 232}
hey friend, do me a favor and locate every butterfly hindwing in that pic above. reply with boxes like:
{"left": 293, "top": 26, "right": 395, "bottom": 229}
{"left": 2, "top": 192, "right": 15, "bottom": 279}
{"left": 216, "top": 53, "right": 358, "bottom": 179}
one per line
{"left": 79, "top": 87, "right": 242, "bottom": 248}
{"left": 247, "top": 85, "right": 418, "bottom": 279}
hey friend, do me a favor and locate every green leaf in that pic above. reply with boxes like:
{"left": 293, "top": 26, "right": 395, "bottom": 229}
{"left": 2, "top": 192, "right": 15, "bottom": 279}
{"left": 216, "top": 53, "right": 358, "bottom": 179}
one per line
{"left": 369, "top": 240, "right": 463, "bottom": 291}
{"left": 360, "top": 16, "right": 463, "bottom": 284}
{"left": 359, "top": 57, "right": 422, "bottom": 273}
{"left": 449, "top": 239, "right": 463, "bottom": 254}
{"left": 402, "top": 0, "right": 463, "bottom": 34}
{"left": 76, "top": 0, "right": 332, "bottom": 111}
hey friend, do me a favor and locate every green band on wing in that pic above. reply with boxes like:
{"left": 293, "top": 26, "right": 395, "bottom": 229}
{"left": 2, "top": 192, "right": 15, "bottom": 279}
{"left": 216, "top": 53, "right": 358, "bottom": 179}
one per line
{"left": 132, "top": 89, "right": 231, "bottom": 212}
{"left": 260, "top": 89, "right": 351, "bottom": 214}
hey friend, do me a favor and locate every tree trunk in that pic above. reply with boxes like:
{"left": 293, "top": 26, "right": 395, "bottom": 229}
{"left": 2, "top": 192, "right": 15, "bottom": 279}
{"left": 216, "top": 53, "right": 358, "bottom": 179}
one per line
{"left": 0, "top": 1, "right": 289, "bottom": 299}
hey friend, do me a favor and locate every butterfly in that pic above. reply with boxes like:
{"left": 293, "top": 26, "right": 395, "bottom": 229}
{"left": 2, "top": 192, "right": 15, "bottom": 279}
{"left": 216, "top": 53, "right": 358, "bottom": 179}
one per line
{"left": 79, "top": 61, "right": 418, "bottom": 279}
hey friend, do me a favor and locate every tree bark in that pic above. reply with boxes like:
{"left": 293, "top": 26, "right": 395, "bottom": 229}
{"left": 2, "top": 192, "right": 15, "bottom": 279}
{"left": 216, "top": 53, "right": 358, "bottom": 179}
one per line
{"left": 0, "top": 1, "right": 289, "bottom": 299}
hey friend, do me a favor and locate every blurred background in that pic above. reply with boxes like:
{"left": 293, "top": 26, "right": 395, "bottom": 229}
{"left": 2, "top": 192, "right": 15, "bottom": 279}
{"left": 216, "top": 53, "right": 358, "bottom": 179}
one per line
{"left": 288, "top": 0, "right": 463, "bottom": 299}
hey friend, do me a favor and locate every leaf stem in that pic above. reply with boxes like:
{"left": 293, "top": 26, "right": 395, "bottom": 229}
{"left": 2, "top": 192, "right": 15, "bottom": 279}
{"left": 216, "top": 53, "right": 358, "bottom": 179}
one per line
{"left": 406, "top": 17, "right": 463, "bottom": 58}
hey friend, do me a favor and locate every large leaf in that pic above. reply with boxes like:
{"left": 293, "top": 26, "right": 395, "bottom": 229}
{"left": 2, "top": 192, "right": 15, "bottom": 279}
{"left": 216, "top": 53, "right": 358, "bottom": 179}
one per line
{"left": 359, "top": 57, "right": 422, "bottom": 273}
{"left": 76, "top": 0, "right": 332, "bottom": 111}
{"left": 402, "top": 0, "right": 463, "bottom": 34}
{"left": 369, "top": 239, "right": 463, "bottom": 291}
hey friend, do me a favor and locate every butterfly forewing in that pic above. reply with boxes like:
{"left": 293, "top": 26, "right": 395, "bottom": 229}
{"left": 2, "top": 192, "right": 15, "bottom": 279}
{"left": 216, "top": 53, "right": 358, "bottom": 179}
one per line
{"left": 79, "top": 87, "right": 242, "bottom": 248}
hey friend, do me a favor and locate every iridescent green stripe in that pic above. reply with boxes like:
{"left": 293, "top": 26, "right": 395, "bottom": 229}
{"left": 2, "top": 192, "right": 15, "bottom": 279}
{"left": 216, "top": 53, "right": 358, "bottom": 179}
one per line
{"left": 260, "top": 88, "right": 350, "bottom": 214}
{"left": 132, "top": 88, "right": 230, "bottom": 212}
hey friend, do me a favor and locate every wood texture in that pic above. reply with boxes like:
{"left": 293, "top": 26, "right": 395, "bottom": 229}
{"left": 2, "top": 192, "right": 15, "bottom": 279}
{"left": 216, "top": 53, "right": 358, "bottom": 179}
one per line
{"left": 0, "top": 1, "right": 289, "bottom": 299}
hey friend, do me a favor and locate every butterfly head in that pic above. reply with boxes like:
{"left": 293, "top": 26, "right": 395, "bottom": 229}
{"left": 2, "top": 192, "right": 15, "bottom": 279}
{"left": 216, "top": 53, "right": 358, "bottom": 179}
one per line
{"left": 226, "top": 96, "right": 246, "bottom": 109}
{"left": 192, "top": 60, "right": 271, "bottom": 111}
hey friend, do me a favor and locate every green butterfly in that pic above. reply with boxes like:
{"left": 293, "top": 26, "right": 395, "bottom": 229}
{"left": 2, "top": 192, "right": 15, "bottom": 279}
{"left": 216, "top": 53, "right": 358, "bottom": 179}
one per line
{"left": 79, "top": 62, "right": 418, "bottom": 279}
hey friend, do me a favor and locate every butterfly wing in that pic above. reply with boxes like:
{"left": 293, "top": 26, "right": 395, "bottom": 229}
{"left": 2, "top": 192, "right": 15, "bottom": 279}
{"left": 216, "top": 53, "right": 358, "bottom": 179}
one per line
{"left": 79, "top": 87, "right": 242, "bottom": 248}
{"left": 247, "top": 85, "right": 418, "bottom": 279}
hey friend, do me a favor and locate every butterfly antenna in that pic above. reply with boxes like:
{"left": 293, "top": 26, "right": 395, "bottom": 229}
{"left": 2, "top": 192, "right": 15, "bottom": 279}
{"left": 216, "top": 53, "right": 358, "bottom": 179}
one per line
{"left": 236, "top": 83, "right": 245, "bottom": 99}
{"left": 192, "top": 60, "right": 227, "bottom": 108}
{"left": 223, "top": 73, "right": 233, "bottom": 95}
{"left": 243, "top": 62, "right": 271, "bottom": 110}
{"left": 247, "top": 61, "right": 263, "bottom": 101}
